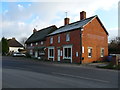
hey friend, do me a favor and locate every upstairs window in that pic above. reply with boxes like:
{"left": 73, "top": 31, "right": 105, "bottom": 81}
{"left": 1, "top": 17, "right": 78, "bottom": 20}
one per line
{"left": 36, "top": 42, "right": 38, "bottom": 45}
{"left": 50, "top": 37, "right": 53, "bottom": 44}
{"left": 41, "top": 41, "right": 43, "bottom": 45}
{"left": 88, "top": 47, "right": 92, "bottom": 58}
{"left": 66, "top": 33, "right": 70, "bottom": 41}
{"left": 58, "top": 36, "right": 60, "bottom": 43}
{"left": 101, "top": 48, "right": 104, "bottom": 57}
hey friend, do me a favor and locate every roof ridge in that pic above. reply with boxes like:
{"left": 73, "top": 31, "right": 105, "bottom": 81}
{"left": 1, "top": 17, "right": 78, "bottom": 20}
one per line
{"left": 58, "top": 15, "right": 97, "bottom": 29}
{"left": 25, "top": 25, "right": 57, "bottom": 43}
{"left": 48, "top": 15, "right": 97, "bottom": 36}
{"left": 36, "top": 25, "right": 56, "bottom": 33}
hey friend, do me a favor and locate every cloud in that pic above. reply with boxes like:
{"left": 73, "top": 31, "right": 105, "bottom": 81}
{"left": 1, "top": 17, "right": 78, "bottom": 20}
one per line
{"left": 17, "top": 4, "right": 24, "bottom": 11}
{"left": 1, "top": 0, "right": 119, "bottom": 41}
{"left": 1, "top": 20, "right": 33, "bottom": 40}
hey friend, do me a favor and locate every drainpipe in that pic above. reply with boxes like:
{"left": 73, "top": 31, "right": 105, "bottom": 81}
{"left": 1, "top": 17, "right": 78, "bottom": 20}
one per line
{"left": 80, "top": 27, "right": 82, "bottom": 64}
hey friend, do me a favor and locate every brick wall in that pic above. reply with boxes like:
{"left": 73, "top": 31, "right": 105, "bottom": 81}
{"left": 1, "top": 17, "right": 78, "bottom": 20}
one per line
{"left": 45, "top": 30, "right": 81, "bottom": 63}
{"left": 82, "top": 17, "right": 108, "bottom": 63}
{"left": 45, "top": 17, "right": 108, "bottom": 63}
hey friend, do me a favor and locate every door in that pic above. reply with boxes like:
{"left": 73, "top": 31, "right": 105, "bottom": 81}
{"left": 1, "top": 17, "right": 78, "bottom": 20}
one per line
{"left": 57, "top": 49, "right": 60, "bottom": 61}
{"left": 35, "top": 51, "right": 38, "bottom": 58}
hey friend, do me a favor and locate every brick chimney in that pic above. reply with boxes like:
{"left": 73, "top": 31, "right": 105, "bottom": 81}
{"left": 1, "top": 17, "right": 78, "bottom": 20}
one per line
{"left": 64, "top": 18, "right": 70, "bottom": 25}
{"left": 80, "top": 11, "right": 86, "bottom": 20}
{"left": 33, "top": 28, "right": 37, "bottom": 33}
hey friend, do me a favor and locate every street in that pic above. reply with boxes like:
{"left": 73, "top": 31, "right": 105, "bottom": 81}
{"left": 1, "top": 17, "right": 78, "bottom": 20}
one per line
{"left": 2, "top": 56, "right": 119, "bottom": 88}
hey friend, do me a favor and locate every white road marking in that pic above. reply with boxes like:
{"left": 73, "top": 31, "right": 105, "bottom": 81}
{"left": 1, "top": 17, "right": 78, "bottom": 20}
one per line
{"left": 52, "top": 72, "right": 110, "bottom": 83}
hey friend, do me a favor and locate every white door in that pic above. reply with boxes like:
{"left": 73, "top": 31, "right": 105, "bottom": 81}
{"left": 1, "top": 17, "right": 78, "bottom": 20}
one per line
{"left": 35, "top": 51, "right": 38, "bottom": 58}
{"left": 58, "top": 49, "right": 60, "bottom": 61}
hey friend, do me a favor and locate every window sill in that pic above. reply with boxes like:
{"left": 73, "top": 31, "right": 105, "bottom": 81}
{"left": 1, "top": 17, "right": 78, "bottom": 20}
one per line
{"left": 49, "top": 57, "right": 54, "bottom": 58}
{"left": 88, "top": 56, "right": 92, "bottom": 58}
{"left": 63, "top": 57, "right": 71, "bottom": 59}
{"left": 66, "top": 41, "right": 70, "bottom": 42}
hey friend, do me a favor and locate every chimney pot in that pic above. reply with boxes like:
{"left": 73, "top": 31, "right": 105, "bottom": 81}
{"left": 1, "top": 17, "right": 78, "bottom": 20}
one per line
{"left": 80, "top": 11, "right": 86, "bottom": 20}
{"left": 64, "top": 18, "right": 70, "bottom": 25}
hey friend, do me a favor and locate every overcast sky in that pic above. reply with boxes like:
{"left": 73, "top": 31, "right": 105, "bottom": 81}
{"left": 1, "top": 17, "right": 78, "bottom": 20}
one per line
{"left": 0, "top": 0, "right": 119, "bottom": 42}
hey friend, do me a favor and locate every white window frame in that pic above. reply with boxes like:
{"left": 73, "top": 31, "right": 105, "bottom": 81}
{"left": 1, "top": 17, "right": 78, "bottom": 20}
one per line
{"left": 58, "top": 36, "right": 60, "bottom": 43}
{"left": 101, "top": 48, "right": 104, "bottom": 57}
{"left": 88, "top": 47, "right": 92, "bottom": 58}
{"left": 50, "top": 37, "right": 53, "bottom": 44}
{"left": 48, "top": 47, "right": 55, "bottom": 61}
{"left": 63, "top": 45, "right": 72, "bottom": 63}
{"left": 66, "top": 33, "right": 70, "bottom": 42}
{"left": 41, "top": 41, "right": 43, "bottom": 45}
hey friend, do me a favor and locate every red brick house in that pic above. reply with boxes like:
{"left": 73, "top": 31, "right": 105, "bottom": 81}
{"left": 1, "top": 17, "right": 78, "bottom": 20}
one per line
{"left": 45, "top": 11, "right": 108, "bottom": 63}
{"left": 25, "top": 25, "right": 57, "bottom": 59}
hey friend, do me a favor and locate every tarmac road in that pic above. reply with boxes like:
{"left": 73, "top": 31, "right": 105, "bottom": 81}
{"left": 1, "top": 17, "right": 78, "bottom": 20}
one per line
{"left": 2, "top": 56, "right": 119, "bottom": 88}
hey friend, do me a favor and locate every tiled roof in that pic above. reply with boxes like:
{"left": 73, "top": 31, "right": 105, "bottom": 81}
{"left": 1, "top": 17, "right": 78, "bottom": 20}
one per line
{"left": 25, "top": 25, "right": 57, "bottom": 44}
{"left": 8, "top": 38, "right": 23, "bottom": 47}
{"left": 48, "top": 15, "right": 96, "bottom": 36}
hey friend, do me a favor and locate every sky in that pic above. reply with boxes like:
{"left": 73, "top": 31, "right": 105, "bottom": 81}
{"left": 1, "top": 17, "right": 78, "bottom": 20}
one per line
{"left": 0, "top": 0, "right": 119, "bottom": 42}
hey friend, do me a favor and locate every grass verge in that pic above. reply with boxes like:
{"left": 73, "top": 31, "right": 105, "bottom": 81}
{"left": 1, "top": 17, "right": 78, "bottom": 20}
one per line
{"left": 96, "top": 63, "right": 120, "bottom": 70}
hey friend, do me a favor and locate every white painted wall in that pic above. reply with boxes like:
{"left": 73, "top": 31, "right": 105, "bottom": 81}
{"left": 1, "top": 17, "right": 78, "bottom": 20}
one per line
{"left": 9, "top": 47, "right": 24, "bottom": 52}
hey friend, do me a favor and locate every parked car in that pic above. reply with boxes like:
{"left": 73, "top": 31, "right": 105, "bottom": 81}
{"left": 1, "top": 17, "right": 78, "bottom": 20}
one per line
{"left": 12, "top": 52, "right": 26, "bottom": 57}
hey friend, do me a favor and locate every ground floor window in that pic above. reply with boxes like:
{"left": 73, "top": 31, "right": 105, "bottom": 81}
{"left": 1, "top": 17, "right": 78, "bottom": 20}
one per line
{"left": 101, "top": 48, "right": 104, "bottom": 57}
{"left": 49, "top": 49, "right": 54, "bottom": 57}
{"left": 63, "top": 46, "right": 72, "bottom": 59}
{"left": 88, "top": 47, "right": 92, "bottom": 58}
{"left": 39, "top": 50, "right": 45, "bottom": 55}
{"left": 48, "top": 47, "right": 54, "bottom": 59}
{"left": 64, "top": 48, "right": 71, "bottom": 58}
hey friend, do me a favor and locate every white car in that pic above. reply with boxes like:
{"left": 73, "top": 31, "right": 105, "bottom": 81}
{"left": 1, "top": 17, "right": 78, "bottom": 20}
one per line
{"left": 13, "top": 52, "right": 26, "bottom": 57}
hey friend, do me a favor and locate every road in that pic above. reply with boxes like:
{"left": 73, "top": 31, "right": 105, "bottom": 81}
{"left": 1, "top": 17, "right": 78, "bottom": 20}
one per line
{"left": 2, "top": 56, "right": 119, "bottom": 88}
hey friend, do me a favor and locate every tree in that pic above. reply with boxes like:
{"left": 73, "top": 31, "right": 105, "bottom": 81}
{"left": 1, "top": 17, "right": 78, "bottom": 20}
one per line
{"left": 20, "top": 37, "right": 27, "bottom": 48}
{"left": 1, "top": 37, "right": 9, "bottom": 55}
{"left": 108, "top": 37, "right": 120, "bottom": 54}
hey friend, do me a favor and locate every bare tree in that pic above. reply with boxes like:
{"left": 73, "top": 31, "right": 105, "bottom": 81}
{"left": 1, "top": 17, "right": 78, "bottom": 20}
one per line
{"left": 109, "top": 37, "right": 120, "bottom": 54}
{"left": 20, "top": 37, "right": 27, "bottom": 47}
